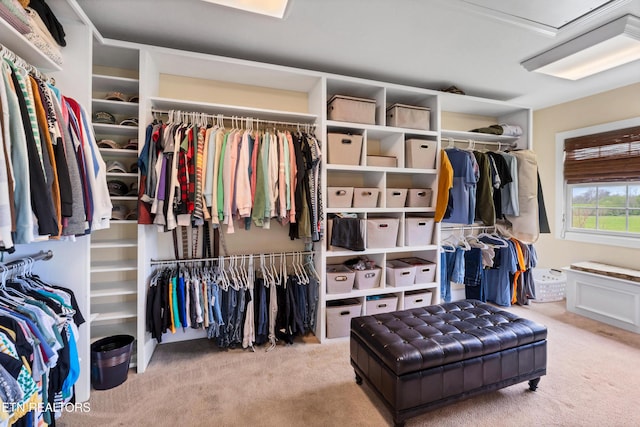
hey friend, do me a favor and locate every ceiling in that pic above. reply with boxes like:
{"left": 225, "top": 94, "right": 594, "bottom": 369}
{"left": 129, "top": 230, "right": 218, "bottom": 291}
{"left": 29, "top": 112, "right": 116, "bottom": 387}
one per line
{"left": 75, "top": 0, "right": 640, "bottom": 109}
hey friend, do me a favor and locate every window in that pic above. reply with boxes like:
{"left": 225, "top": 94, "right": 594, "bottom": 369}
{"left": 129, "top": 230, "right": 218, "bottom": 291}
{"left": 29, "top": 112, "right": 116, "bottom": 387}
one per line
{"left": 556, "top": 118, "right": 640, "bottom": 248}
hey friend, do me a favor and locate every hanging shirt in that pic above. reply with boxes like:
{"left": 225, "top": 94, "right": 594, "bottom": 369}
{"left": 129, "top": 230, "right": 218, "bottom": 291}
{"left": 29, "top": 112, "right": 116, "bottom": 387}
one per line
{"left": 443, "top": 148, "right": 478, "bottom": 224}
{"left": 435, "top": 150, "right": 453, "bottom": 222}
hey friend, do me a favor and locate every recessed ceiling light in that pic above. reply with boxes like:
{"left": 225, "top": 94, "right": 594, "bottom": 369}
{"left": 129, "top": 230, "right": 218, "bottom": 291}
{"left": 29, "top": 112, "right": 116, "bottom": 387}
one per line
{"left": 200, "top": 0, "right": 290, "bottom": 19}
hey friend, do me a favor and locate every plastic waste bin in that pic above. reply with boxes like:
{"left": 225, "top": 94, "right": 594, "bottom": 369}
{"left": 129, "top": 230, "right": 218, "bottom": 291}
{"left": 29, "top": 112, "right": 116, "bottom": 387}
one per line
{"left": 91, "top": 334, "right": 134, "bottom": 390}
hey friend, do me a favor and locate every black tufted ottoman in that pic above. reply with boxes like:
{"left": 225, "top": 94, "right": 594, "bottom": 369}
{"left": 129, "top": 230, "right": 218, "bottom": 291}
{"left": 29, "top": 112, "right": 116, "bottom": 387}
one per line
{"left": 350, "top": 299, "right": 547, "bottom": 427}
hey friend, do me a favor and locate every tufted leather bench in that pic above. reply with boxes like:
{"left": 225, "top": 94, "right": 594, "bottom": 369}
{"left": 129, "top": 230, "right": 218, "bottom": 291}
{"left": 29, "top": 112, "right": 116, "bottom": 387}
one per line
{"left": 350, "top": 299, "right": 547, "bottom": 427}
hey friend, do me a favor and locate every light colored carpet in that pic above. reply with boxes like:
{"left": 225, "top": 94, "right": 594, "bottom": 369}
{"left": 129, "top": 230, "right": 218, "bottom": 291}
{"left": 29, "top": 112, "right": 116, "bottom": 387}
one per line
{"left": 59, "top": 301, "right": 640, "bottom": 427}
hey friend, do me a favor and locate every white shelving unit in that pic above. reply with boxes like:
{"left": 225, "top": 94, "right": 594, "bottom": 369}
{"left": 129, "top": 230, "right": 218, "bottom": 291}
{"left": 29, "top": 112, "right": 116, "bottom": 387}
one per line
{"left": 89, "top": 43, "right": 141, "bottom": 368}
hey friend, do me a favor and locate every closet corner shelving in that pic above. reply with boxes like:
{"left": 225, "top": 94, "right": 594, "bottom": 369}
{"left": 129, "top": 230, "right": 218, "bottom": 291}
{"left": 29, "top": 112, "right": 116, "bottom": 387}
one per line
{"left": 89, "top": 41, "right": 141, "bottom": 367}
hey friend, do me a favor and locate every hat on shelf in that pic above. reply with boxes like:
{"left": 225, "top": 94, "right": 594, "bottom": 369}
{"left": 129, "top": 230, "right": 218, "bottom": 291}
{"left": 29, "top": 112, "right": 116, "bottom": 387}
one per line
{"left": 123, "top": 138, "right": 138, "bottom": 150}
{"left": 125, "top": 209, "right": 138, "bottom": 221}
{"left": 126, "top": 182, "right": 138, "bottom": 197}
{"left": 97, "top": 139, "right": 120, "bottom": 149}
{"left": 111, "top": 204, "right": 128, "bottom": 220}
{"left": 107, "top": 180, "right": 128, "bottom": 196}
{"left": 105, "top": 91, "right": 126, "bottom": 102}
{"left": 128, "top": 95, "right": 139, "bottom": 103}
{"left": 119, "top": 117, "right": 138, "bottom": 127}
{"left": 106, "top": 160, "right": 128, "bottom": 174}
{"left": 93, "top": 111, "right": 116, "bottom": 124}
{"left": 129, "top": 162, "right": 138, "bottom": 174}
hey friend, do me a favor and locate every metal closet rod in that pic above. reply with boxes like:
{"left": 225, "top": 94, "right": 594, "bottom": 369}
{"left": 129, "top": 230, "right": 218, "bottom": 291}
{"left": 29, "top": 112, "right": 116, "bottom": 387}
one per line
{"left": 443, "top": 137, "right": 516, "bottom": 148}
{"left": 150, "top": 250, "right": 316, "bottom": 266}
{"left": 150, "top": 109, "right": 316, "bottom": 129}
{"left": 0, "top": 250, "right": 54, "bottom": 271}
{"left": 0, "top": 43, "right": 53, "bottom": 84}
{"left": 442, "top": 225, "right": 497, "bottom": 232}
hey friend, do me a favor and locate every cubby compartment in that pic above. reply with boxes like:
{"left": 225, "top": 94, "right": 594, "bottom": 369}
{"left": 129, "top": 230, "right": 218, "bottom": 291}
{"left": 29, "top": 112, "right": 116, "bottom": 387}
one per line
{"left": 327, "top": 187, "right": 354, "bottom": 208}
{"left": 365, "top": 129, "right": 404, "bottom": 168}
{"left": 327, "top": 132, "right": 363, "bottom": 165}
{"left": 404, "top": 216, "right": 435, "bottom": 247}
{"left": 403, "top": 289, "right": 434, "bottom": 309}
{"left": 326, "top": 213, "right": 366, "bottom": 252}
{"left": 327, "top": 78, "right": 385, "bottom": 125}
{"left": 405, "top": 138, "right": 437, "bottom": 169}
{"left": 366, "top": 215, "right": 400, "bottom": 249}
{"left": 385, "top": 87, "right": 438, "bottom": 131}
{"left": 326, "top": 171, "right": 383, "bottom": 211}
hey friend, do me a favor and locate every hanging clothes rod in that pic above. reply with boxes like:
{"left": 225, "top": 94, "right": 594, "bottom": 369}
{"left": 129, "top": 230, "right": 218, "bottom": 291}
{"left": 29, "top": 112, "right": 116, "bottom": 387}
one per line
{"left": 150, "top": 250, "right": 316, "bottom": 266}
{"left": 0, "top": 43, "right": 54, "bottom": 84}
{"left": 150, "top": 108, "right": 316, "bottom": 129}
{"left": 0, "top": 250, "right": 54, "bottom": 272}
{"left": 442, "top": 137, "right": 516, "bottom": 148}
{"left": 441, "top": 224, "right": 497, "bottom": 232}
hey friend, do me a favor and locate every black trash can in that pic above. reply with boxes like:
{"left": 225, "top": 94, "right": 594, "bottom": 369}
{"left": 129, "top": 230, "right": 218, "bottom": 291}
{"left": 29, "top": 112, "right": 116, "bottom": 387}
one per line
{"left": 91, "top": 335, "right": 134, "bottom": 390}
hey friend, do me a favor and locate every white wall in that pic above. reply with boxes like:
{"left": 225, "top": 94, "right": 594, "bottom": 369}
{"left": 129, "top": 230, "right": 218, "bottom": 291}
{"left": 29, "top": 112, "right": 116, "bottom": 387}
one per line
{"left": 533, "top": 82, "right": 640, "bottom": 270}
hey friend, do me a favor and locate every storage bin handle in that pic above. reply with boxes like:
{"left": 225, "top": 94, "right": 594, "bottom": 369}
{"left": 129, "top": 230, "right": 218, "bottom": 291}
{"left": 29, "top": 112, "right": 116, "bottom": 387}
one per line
{"left": 364, "top": 272, "right": 375, "bottom": 278}
{"left": 340, "top": 311, "right": 350, "bottom": 316}
{"left": 415, "top": 298, "right": 424, "bottom": 303}
{"left": 417, "top": 191, "right": 426, "bottom": 196}
{"left": 334, "top": 276, "right": 348, "bottom": 281}
{"left": 418, "top": 222, "right": 427, "bottom": 226}
{"left": 378, "top": 224, "right": 389, "bottom": 228}
{"left": 421, "top": 268, "right": 431, "bottom": 272}
{"left": 420, "top": 144, "right": 430, "bottom": 149}
{"left": 362, "top": 191, "right": 372, "bottom": 196}
{"left": 336, "top": 190, "right": 346, "bottom": 196}
{"left": 341, "top": 138, "right": 352, "bottom": 144}
{"left": 392, "top": 191, "right": 401, "bottom": 196}
{"left": 401, "top": 271, "right": 411, "bottom": 276}
{"left": 377, "top": 303, "right": 387, "bottom": 308}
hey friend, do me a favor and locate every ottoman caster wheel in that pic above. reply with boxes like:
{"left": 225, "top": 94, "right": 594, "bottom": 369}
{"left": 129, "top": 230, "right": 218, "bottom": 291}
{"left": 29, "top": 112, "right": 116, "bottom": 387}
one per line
{"left": 355, "top": 373, "right": 363, "bottom": 385}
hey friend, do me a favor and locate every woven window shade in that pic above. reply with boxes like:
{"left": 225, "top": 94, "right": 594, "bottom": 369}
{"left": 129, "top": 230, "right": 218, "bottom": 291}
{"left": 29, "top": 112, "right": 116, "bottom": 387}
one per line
{"left": 564, "top": 126, "right": 640, "bottom": 184}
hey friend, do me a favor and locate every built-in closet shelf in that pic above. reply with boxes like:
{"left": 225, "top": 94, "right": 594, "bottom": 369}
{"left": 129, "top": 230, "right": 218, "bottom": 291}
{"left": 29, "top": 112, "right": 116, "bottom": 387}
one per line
{"left": 325, "top": 283, "right": 438, "bottom": 301}
{"left": 109, "top": 220, "right": 138, "bottom": 225}
{"left": 91, "top": 239, "right": 138, "bottom": 249}
{"left": 326, "top": 245, "right": 438, "bottom": 257}
{"left": 326, "top": 207, "right": 436, "bottom": 214}
{"left": 90, "top": 302, "right": 138, "bottom": 322}
{"left": 92, "top": 99, "right": 140, "bottom": 115}
{"left": 110, "top": 196, "right": 138, "bottom": 201}
{"left": 92, "top": 123, "right": 139, "bottom": 136}
{"left": 91, "top": 260, "right": 138, "bottom": 273}
{"left": 91, "top": 323, "right": 138, "bottom": 344}
{"left": 0, "top": 19, "right": 62, "bottom": 71}
{"left": 99, "top": 148, "right": 138, "bottom": 158}
{"left": 106, "top": 172, "right": 138, "bottom": 179}
{"left": 92, "top": 74, "right": 140, "bottom": 93}
{"left": 91, "top": 281, "right": 138, "bottom": 297}
{"left": 326, "top": 120, "right": 438, "bottom": 137}
{"left": 441, "top": 130, "right": 519, "bottom": 145}
{"left": 148, "top": 96, "right": 318, "bottom": 123}
{"left": 326, "top": 164, "right": 437, "bottom": 174}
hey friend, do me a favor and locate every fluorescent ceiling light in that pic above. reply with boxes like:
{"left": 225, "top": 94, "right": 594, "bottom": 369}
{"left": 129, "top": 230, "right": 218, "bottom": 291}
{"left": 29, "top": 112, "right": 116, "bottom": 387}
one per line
{"left": 521, "top": 14, "right": 640, "bottom": 80}
{"left": 200, "top": 0, "right": 290, "bottom": 19}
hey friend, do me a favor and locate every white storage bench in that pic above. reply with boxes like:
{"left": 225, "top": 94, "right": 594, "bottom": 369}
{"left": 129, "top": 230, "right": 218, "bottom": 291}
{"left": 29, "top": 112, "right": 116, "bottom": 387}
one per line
{"left": 565, "top": 262, "right": 640, "bottom": 334}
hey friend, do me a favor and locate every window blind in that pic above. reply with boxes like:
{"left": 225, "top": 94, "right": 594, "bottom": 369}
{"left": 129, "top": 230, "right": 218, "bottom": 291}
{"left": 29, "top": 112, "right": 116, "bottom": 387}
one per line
{"left": 564, "top": 126, "right": 640, "bottom": 184}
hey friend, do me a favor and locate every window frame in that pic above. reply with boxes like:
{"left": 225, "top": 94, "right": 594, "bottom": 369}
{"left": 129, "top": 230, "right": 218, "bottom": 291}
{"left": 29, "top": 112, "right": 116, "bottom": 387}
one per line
{"left": 555, "top": 117, "right": 640, "bottom": 248}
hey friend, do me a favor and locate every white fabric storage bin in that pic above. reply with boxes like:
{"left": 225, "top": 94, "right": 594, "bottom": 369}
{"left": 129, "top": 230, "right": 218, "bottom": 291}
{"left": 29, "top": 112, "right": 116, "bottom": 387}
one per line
{"left": 365, "top": 295, "right": 398, "bottom": 315}
{"left": 326, "top": 264, "right": 355, "bottom": 294}
{"left": 366, "top": 155, "right": 397, "bottom": 167}
{"left": 354, "top": 267, "right": 381, "bottom": 290}
{"left": 326, "top": 299, "right": 362, "bottom": 338}
{"left": 405, "top": 217, "right": 434, "bottom": 246}
{"left": 386, "top": 103, "right": 430, "bottom": 130}
{"left": 406, "top": 189, "right": 433, "bottom": 207}
{"left": 386, "top": 260, "right": 416, "bottom": 287}
{"left": 328, "top": 95, "right": 376, "bottom": 124}
{"left": 403, "top": 290, "right": 433, "bottom": 309}
{"left": 327, "top": 187, "right": 354, "bottom": 208}
{"left": 353, "top": 188, "right": 380, "bottom": 208}
{"left": 386, "top": 188, "right": 407, "bottom": 208}
{"left": 405, "top": 139, "right": 437, "bottom": 169}
{"left": 366, "top": 217, "right": 399, "bottom": 248}
{"left": 397, "top": 257, "right": 436, "bottom": 283}
{"left": 327, "top": 133, "right": 363, "bottom": 165}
